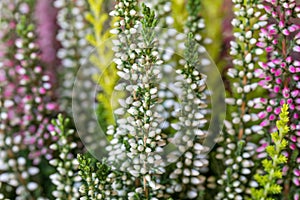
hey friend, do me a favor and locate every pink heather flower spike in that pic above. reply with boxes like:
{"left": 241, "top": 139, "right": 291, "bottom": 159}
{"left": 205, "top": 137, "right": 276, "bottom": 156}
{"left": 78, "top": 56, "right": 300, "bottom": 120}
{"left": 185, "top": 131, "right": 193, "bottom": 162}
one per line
{"left": 0, "top": 1, "right": 59, "bottom": 198}
{"left": 256, "top": 1, "right": 300, "bottom": 198}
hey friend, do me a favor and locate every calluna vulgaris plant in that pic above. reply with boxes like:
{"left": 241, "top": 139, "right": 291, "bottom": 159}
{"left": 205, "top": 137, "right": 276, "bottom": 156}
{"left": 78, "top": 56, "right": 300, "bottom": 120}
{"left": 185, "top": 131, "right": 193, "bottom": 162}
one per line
{"left": 252, "top": 104, "right": 290, "bottom": 200}
{"left": 216, "top": 0, "right": 266, "bottom": 199}
{"left": 85, "top": 0, "right": 121, "bottom": 127}
{"left": 255, "top": 0, "right": 300, "bottom": 198}
{"left": 0, "top": 0, "right": 58, "bottom": 198}
{"left": 49, "top": 114, "right": 81, "bottom": 200}
{"left": 54, "top": 0, "right": 92, "bottom": 112}
{"left": 0, "top": 0, "right": 299, "bottom": 199}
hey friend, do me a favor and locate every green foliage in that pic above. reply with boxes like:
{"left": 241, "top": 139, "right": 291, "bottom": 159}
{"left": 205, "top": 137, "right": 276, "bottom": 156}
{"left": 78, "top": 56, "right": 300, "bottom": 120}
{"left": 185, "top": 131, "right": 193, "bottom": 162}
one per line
{"left": 49, "top": 114, "right": 81, "bottom": 199}
{"left": 201, "top": 0, "right": 223, "bottom": 62}
{"left": 185, "top": 0, "right": 202, "bottom": 34}
{"left": 86, "top": 0, "right": 121, "bottom": 126}
{"left": 77, "top": 154, "right": 111, "bottom": 199}
{"left": 142, "top": 3, "right": 159, "bottom": 28}
{"left": 251, "top": 104, "right": 290, "bottom": 200}
{"left": 141, "top": 3, "right": 159, "bottom": 45}
{"left": 171, "top": 0, "right": 188, "bottom": 32}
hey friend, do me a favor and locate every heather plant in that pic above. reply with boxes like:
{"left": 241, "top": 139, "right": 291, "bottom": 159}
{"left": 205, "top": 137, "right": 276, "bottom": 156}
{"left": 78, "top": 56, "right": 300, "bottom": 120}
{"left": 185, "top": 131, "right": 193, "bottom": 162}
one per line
{"left": 85, "top": 0, "right": 121, "bottom": 127}
{"left": 164, "top": 1, "right": 215, "bottom": 199}
{"left": 215, "top": 0, "right": 266, "bottom": 199}
{"left": 164, "top": 33, "right": 209, "bottom": 200}
{"left": 0, "top": 0, "right": 299, "bottom": 199}
{"left": 254, "top": 1, "right": 300, "bottom": 198}
{"left": 78, "top": 0, "right": 211, "bottom": 198}
{"left": 49, "top": 114, "right": 82, "bottom": 200}
{"left": 34, "top": 0, "right": 60, "bottom": 71}
{"left": 0, "top": 0, "right": 58, "bottom": 198}
{"left": 252, "top": 104, "right": 290, "bottom": 200}
{"left": 54, "top": 0, "right": 92, "bottom": 112}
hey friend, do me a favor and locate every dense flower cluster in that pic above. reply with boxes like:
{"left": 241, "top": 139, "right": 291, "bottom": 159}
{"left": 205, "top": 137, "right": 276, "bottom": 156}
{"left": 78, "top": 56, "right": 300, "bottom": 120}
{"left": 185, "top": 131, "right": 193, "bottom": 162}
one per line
{"left": 166, "top": 34, "right": 209, "bottom": 199}
{"left": 107, "top": 2, "right": 168, "bottom": 198}
{"left": 49, "top": 114, "right": 81, "bottom": 200}
{"left": 0, "top": 1, "right": 58, "bottom": 198}
{"left": 255, "top": 0, "right": 300, "bottom": 198}
{"left": 35, "top": 0, "right": 60, "bottom": 68}
{"left": 77, "top": 154, "right": 113, "bottom": 199}
{"left": 216, "top": 0, "right": 267, "bottom": 199}
{"left": 164, "top": 0, "right": 213, "bottom": 198}
{"left": 0, "top": 0, "right": 299, "bottom": 199}
{"left": 54, "top": 0, "right": 92, "bottom": 111}
{"left": 185, "top": 0, "right": 206, "bottom": 43}
{"left": 252, "top": 104, "right": 290, "bottom": 199}
{"left": 146, "top": 0, "right": 173, "bottom": 27}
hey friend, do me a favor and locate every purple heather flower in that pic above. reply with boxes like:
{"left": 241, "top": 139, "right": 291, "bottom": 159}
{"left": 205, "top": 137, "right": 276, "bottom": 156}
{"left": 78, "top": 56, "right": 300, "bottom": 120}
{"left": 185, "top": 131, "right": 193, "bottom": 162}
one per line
{"left": 35, "top": 0, "right": 60, "bottom": 65}
{"left": 255, "top": 0, "right": 300, "bottom": 197}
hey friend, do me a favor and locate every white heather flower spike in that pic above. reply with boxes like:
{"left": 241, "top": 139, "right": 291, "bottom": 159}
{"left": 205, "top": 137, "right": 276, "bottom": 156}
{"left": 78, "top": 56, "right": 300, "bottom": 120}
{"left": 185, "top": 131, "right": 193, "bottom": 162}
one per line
{"left": 166, "top": 1, "right": 211, "bottom": 198}
{"left": 216, "top": 0, "right": 264, "bottom": 199}
{"left": 54, "top": 0, "right": 92, "bottom": 112}
{"left": 104, "top": 1, "right": 170, "bottom": 199}
{"left": 49, "top": 115, "right": 81, "bottom": 199}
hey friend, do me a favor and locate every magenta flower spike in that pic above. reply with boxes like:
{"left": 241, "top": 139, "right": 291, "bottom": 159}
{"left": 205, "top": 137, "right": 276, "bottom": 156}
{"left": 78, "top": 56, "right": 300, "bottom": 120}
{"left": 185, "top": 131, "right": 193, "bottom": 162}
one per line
{"left": 34, "top": 0, "right": 60, "bottom": 85}
{"left": 0, "top": 1, "right": 59, "bottom": 198}
{"left": 256, "top": 0, "right": 300, "bottom": 197}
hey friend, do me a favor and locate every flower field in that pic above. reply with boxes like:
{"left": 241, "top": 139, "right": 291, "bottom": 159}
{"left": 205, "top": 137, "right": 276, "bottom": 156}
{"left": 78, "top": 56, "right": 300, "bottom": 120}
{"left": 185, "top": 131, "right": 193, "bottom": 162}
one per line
{"left": 0, "top": 0, "right": 299, "bottom": 199}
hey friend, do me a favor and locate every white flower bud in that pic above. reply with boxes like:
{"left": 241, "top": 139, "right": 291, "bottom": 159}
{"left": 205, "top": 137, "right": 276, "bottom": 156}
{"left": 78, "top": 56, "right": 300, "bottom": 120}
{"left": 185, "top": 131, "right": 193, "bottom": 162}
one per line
{"left": 245, "top": 31, "right": 252, "bottom": 39}
{"left": 245, "top": 53, "right": 252, "bottom": 63}
{"left": 150, "top": 88, "right": 157, "bottom": 95}
{"left": 27, "top": 182, "right": 38, "bottom": 191}
{"left": 255, "top": 48, "right": 264, "bottom": 55}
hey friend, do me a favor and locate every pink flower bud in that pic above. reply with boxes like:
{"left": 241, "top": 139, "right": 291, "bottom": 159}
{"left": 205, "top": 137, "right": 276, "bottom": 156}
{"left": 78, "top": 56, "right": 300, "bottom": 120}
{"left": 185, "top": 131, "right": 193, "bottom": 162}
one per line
{"left": 274, "top": 85, "right": 280, "bottom": 93}
{"left": 290, "top": 143, "right": 296, "bottom": 150}
{"left": 264, "top": 5, "right": 272, "bottom": 13}
{"left": 269, "top": 114, "right": 275, "bottom": 121}
{"left": 272, "top": 39, "right": 278, "bottom": 45}
{"left": 291, "top": 90, "right": 299, "bottom": 97}
{"left": 260, "top": 120, "right": 269, "bottom": 127}
{"left": 274, "top": 107, "right": 281, "bottom": 115}
{"left": 266, "top": 46, "right": 273, "bottom": 52}
{"left": 256, "top": 42, "right": 266, "bottom": 48}
{"left": 257, "top": 143, "right": 268, "bottom": 152}
{"left": 283, "top": 88, "right": 290, "bottom": 98}
{"left": 293, "top": 46, "right": 300, "bottom": 52}
{"left": 275, "top": 78, "right": 282, "bottom": 84}
{"left": 291, "top": 135, "right": 297, "bottom": 143}
{"left": 286, "top": 10, "right": 292, "bottom": 16}
{"left": 39, "top": 87, "right": 46, "bottom": 94}
{"left": 267, "top": 106, "right": 273, "bottom": 112}
{"left": 289, "top": 24, "right": 299, "bottom": 32}
{"left": 289, "top": 66, "right": 296, "bottom": 73}
{"left": 275, "top": 69, "right": 282, "bottom": 76}
{"left": 258, "top": 111, "right": 267, "bottom": 119}
{"left": 34, "top": 66, "right": 42, "bottom": 73}
{"left": 260, "top": 98, "right": 268, "bottom": 104}
{"left": 282, "top": 29, "right": 290, "bottom": 36}
{"left": 46, "top": 103, "right": 57, "bottom": 111}
{"left": 258, "top": 62, "right": 268, "bottom": 69}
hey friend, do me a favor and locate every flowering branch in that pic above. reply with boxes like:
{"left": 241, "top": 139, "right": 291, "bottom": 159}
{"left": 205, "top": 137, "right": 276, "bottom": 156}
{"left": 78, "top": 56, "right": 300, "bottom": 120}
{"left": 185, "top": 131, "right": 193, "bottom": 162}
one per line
{"left": 216, "top": 0, "right": 267, "bottom": 198}
{"left": 166, "top": 33, "right": 209, "bottom": 199}
{"left": 0, "top": 1, "right": 58, "bottom": 198}
{"left": 49, "top": 114, "right": 81, "bottom": 199}
{"left": 85, "top": 0, "right": 121, "bottom": 127}
{"left": 255, "top": 1, "right": 300, "bottom": 198}
{"left": 54, "top": 0, "right": 92, "bottom": 111}
{"left": 252, "top": 104, "right": 290, "bottom": 200}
